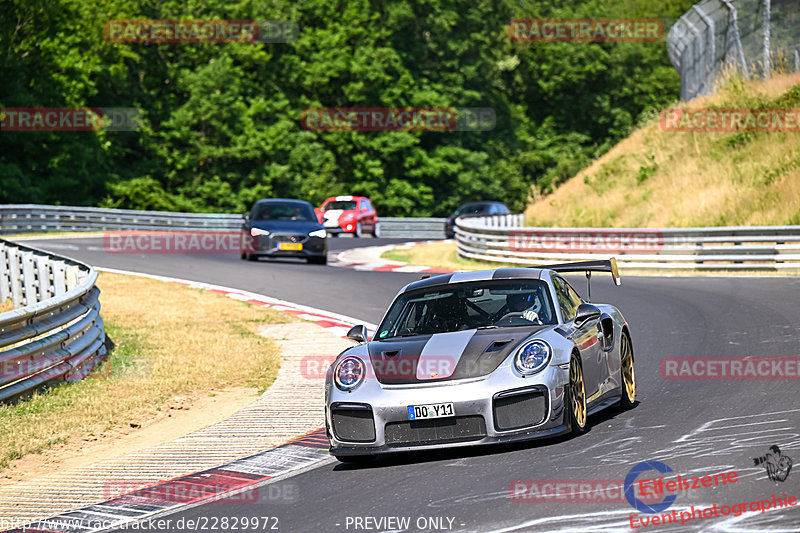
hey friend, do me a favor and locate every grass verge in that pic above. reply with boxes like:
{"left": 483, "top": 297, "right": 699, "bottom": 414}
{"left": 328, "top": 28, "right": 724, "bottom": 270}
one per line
{"left": 524, "top": 72, "right": 800, "bottom": 227}
{"left": 382, "top": 241, "right": 496, "bottom": 271}
{"left": 0, "top": 271, "right": 296, "bottom": 472}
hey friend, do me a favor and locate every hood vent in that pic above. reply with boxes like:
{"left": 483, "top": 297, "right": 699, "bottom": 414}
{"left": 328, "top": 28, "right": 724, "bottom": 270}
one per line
{"left": 485, "top": 339, "right": 512, "bottom": 352}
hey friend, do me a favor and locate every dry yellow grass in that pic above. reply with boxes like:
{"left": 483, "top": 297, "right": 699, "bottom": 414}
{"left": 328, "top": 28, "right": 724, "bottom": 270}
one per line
{"left": 525, "top": 72, "right": 800, "bottom": 228}
{"left": 0, "top": 272, "right": 295, "bottom": 471}
{"left": 382, "top": 241, "right": 490, "bottom": 271}
{"left": 0, "top": 300, "right": 12, "bottom": 313}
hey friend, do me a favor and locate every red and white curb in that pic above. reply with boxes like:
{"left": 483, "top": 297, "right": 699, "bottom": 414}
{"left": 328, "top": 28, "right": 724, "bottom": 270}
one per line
{"left": 329, "top": 240, "right": 458, "bottom": 274}
{"left": 1, "top": 269, "right": 378, "bottom": 533}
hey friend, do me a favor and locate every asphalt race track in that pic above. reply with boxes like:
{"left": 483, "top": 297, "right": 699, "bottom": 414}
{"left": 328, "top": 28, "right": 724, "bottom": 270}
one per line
{"left": 25, "top": 237, "right": 800, "bottom": 532}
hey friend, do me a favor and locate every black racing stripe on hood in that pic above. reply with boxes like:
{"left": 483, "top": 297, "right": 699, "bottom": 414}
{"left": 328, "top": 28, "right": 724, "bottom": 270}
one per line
{"left": 366, "top": 326, "right": 549, "bottom": 384}
{"left": 450, "top": 326, "right": 547, "bottom": 379}
{"left": 367, "top": 337, "right": 429, "bottom": 384}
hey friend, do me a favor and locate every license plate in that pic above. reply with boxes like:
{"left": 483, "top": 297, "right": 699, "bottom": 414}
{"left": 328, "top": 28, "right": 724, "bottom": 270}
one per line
{"left": 278, "top": 242, "right": 303, "bottom": 251}
{"left": 407, "top": 403, "right": 454, "bottom": 420}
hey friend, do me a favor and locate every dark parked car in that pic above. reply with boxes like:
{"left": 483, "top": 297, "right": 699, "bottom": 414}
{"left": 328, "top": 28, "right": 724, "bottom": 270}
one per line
{"left": 241, "top": 199, "right": 328, "bottom": 264}
{"left": 445, "top": 201, "right": 510, "bottom": 238}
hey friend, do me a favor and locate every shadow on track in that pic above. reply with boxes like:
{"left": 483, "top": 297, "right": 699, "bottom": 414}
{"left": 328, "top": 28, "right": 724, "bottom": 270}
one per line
{"left": 332, "top": 400, "right": 641, "bottom": 471}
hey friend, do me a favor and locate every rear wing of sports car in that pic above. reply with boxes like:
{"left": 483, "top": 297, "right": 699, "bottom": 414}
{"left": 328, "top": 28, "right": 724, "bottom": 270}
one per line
{"left": 536, "top": 258, "right": 621, "bottom": 301}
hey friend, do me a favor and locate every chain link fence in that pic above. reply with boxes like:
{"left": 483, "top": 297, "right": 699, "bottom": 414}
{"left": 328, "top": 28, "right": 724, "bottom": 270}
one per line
{"left": 667, "top": 0, "right": 800, "bottom": 100}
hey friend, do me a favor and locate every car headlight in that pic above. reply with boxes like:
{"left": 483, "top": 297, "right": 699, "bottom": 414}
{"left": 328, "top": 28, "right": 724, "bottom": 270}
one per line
{"left": 514, "top": 340, "right": 552, "bottom": 375}
{"left": 250, "top": 228, "right": 270, "bottom": 237}
{"left": 309, "top": 229, "right": 327, "bottom": 238}
{"left": 334, "top": 356, "right": 364, "bottom": 391}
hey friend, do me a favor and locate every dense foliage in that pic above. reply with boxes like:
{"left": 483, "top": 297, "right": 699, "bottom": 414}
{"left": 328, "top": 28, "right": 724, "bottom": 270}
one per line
{"left": 0, "top": 0, "right": 695, "bottom": 216}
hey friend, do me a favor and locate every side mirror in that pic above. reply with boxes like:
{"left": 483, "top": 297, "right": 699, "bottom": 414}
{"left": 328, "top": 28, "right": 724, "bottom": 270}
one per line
{"left": 346, "top": 325, "right": 368, "bottom": 343}
{"left": 574, "top": 303, "right": 601, "bottom": 326}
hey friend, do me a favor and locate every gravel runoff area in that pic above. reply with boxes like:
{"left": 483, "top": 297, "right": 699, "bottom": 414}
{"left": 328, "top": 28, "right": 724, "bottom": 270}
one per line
{"left": 0, "top": 322, "right": 351, "bottom": 525}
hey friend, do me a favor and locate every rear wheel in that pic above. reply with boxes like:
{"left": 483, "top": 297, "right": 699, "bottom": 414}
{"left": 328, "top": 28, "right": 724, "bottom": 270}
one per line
{"left": 567, "top": 353, "right": 587, "bottom": 436}
{"left": 619, "top": 331, "right": 635, "bottom": 409}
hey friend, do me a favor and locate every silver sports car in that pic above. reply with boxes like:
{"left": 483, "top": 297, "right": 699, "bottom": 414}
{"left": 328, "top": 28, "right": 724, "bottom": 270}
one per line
{"left": 324, "top": 260, "right": 635, "bottom": 461}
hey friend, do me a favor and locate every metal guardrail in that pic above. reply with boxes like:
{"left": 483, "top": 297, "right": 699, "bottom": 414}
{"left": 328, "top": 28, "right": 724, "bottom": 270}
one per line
{"left": 0, "top": 239, "right": 106, "bottom": 401}
{"left": 0, "top": 204, "right": 242, "bottom": 233}
{"left": 455, "top": 216, "right": 800, "bottom": 271}
{"left": 0, "top": 204, "right": 447, "bottom": 240}
{"left": 378, "top": 217, "right": 446, "bottom": 239}
{"left": 668, "top": 0, "right": 800, "bottom": 100}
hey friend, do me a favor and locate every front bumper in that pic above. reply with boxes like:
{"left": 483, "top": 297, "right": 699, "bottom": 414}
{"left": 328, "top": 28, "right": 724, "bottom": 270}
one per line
{"left": 326, "top": 363, "right": 570, "bottom": 455}
{"left": 323, "top": 222, "right": 357, "bottom": 234}
{"left": 247, "top": 233, "right": 327, "bottom": 258}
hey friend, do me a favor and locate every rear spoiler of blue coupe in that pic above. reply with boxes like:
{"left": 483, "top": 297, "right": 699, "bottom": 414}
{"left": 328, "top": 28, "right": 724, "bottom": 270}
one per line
{"left": 536, "top": 258, "right": 621, "bottom": 288}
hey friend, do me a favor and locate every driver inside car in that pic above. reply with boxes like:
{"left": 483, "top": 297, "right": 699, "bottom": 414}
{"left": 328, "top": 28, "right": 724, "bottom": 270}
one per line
{"left": 504, "top": 292, "right": 542, "bottom": 324}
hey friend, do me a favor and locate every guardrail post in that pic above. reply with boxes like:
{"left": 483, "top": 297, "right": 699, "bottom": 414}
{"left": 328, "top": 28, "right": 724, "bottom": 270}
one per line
{"left": 7, "top": 247, "right": 22, "bottom": 308}
{"left": 36, "top": 255, "right": 52, "bottom": 301}
{"left": 52, "top": 260, "right": 66, "bottom": 296}
{"left": 21, "top": 252, "right": 37, "bottom": 305}
{"left": 0, "top": 243, "right": 7, "bottom": 305}
{"left": 65, "top": 265, "right": 79, "bottom": 291}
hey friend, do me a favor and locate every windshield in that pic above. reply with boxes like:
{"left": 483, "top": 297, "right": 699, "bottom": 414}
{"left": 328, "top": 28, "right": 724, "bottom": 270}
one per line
{"left": 376, "top": 280, "right": 557, "bottom": 339}
{"left": 253, "top": 203, "right": 315, "bottom": 222}
{"left": 322, "top": 200, "right": 357, "bottom": 211}
{"left": 455, "top": 203, "right": 491, "bottom": 215}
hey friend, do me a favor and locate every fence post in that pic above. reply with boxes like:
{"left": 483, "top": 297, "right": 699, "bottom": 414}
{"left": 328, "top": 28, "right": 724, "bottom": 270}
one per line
{"left": 763, "top": 0, "right": 771, "bottom": 78}
{"left": 721, "top": 0, "right": 749, "bottom": 77}
{"left": 692, "top": 5, "right": 716, "bottom": 91}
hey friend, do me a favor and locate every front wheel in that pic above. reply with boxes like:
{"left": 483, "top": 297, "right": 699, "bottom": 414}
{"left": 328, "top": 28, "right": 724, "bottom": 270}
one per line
{"left": 567, "top": 353, "right": 587, "bottom": 436}
{"left": 372, "top": 221, "right": 380, "bottom": 238}
{"left": 308, "top": 255, "right": 327, "bottom": 265}
{"left": 618, "top": 331, "right": 635, "bottom": 409}
{"left": 354, "top": 221, "right": 362, "bottom": 238}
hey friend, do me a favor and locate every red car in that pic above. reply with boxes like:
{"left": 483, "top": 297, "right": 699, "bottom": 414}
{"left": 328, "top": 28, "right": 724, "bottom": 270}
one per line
{"left": 315, "top": 196, "right": 379, "bottom": 237}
